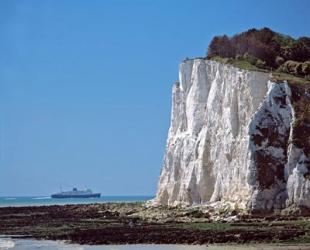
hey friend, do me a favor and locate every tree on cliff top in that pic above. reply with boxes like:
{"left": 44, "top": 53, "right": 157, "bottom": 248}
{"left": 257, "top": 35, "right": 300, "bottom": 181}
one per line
{"left": 207, "top": 28, "right": 310, "bottom": 78}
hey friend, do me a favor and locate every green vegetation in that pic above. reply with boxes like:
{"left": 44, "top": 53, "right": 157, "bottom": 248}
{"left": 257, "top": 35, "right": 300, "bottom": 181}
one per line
{"left": 174, "top": 219, "right": 310, "bottom": 244}
{"left": 176, "top": 222, "right": 234, "bottom": 231}
{"left": 178, "top": 219, "right": 310, "bottom": 232}
{"left": 280, "top": 60, "right": 310, "bottom": 77}
{"left": 207, "top": 27, "right": 310, "bottom": 82}
{"left": 211, "top": 56, "right": 267, "bottom": 72}
{"left": 272, "top": 71, "right": 310, "bottom": 84}
{"left": 211, "top": 56, "right": 310, "bottom": 84}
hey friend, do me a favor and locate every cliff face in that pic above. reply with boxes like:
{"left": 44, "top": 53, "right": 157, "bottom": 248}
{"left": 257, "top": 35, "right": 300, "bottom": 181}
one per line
{"left": 156, "top": 59, "right": 310, "bottom": 211}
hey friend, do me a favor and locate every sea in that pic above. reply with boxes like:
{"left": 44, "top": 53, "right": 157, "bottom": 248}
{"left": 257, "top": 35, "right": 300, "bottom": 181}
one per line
{"left": 0, "top": 195, "right": 153, "bottom": 207}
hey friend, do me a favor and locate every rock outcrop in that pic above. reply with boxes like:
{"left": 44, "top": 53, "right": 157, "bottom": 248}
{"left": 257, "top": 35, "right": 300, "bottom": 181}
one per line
{"left": 155, "top": 59, "right": 310, "bottom": 212}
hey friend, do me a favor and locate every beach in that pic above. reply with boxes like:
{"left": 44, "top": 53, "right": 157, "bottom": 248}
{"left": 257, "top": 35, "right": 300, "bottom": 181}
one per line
{"left": 0, "top": 203, "right": 309, "bottom": 246}
{"left": 1, "top": 238, "right": 310, "bottom": 250}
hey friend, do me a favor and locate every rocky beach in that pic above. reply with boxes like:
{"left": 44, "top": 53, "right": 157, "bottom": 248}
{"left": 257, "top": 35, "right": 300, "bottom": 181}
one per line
{"left": 0, "top": 202, "right": 309, "bottom": 245}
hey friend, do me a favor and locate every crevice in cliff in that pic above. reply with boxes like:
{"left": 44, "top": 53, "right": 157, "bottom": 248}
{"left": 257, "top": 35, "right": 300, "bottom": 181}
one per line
{"left": 285, "top": 82, "right": 310, "bottom": 208}
{"left": 289, "top": 82, "right": 310, "bottom": 160}
{"left": 199, "top": 138, "right": 215, "bottom": 202}
{"left": 247, "top": 83, "right": 294, "bottom": 211}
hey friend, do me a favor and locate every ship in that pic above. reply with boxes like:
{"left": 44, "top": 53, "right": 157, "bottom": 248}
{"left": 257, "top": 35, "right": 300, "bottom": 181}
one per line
{"left": 51, "top": 188, "right": 101, "bottom": 198}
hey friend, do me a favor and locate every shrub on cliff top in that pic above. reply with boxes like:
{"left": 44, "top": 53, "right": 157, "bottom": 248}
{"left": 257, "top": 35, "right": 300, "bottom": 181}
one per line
{"left": 280, "top": 61, "right": 310, "bottom": 77}
{"left": 207, "top": 28, "right": 310, "bottom": 78}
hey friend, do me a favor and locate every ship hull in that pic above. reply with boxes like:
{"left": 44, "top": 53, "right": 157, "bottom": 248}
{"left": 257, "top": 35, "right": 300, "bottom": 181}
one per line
{"left": 51, "top": 193, "right": 101, "bottom": 199}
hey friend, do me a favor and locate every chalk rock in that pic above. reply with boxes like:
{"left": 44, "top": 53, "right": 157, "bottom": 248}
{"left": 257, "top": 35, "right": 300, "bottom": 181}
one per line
{"left": 155, "top": 59, "right": 310, "bottom": 212}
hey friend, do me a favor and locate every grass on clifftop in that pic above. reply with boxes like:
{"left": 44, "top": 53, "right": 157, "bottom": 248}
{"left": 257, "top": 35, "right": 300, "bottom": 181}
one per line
{"left": 211, "top": 56, "right": 310, "bottom": 85}
{"left": 211, "top": 56, "right": 266, "bottom": 72}
{"left": 272, "top": 71, "right": 310, "bottom": 85}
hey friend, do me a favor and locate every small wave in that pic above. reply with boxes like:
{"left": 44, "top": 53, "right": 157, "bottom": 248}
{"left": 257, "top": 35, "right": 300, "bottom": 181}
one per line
{"left": 3, "top": 198, "right": 16, "bottom": 200}
{"left": 32, "top": 197, "right": 51, "bottom": 200}
{"left": 0, "top": 239, "right": 15, "bottom": 249}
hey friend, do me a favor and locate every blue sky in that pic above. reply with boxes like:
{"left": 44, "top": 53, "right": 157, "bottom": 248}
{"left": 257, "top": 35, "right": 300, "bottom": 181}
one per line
{"left": 0, "top": 0, "right": 309, "bottom": 196}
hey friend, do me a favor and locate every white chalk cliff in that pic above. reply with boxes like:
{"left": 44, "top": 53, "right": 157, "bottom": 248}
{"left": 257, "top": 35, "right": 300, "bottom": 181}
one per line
{"left": 155, "top": 59, "right": 310, "bottom": 211}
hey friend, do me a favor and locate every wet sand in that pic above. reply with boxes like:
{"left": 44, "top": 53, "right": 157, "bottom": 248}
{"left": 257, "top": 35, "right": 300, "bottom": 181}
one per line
{"left": 1, "top": 237, "right": 310, "bottom": 250}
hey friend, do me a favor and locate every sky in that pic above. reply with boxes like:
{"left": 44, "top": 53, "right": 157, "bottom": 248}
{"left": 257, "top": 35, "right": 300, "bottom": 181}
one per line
{"left": 0, "top": 0, "right": 309, "bottom": 196}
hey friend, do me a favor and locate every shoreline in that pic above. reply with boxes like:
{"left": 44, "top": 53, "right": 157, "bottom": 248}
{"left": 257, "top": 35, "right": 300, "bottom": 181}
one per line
{"left": 0, "top": 203, "right": 309, "bottom": 245}
{"left": 1, "top": 239, "right": 310, "bottom": 250}
{"left": 2, "top": 238, "right": 310, "bottom": 250}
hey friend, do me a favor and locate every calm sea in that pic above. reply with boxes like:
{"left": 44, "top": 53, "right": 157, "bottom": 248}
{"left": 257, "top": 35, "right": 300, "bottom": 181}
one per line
{"left": 0, "top": 196, "right": 154, "bottom": 207}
